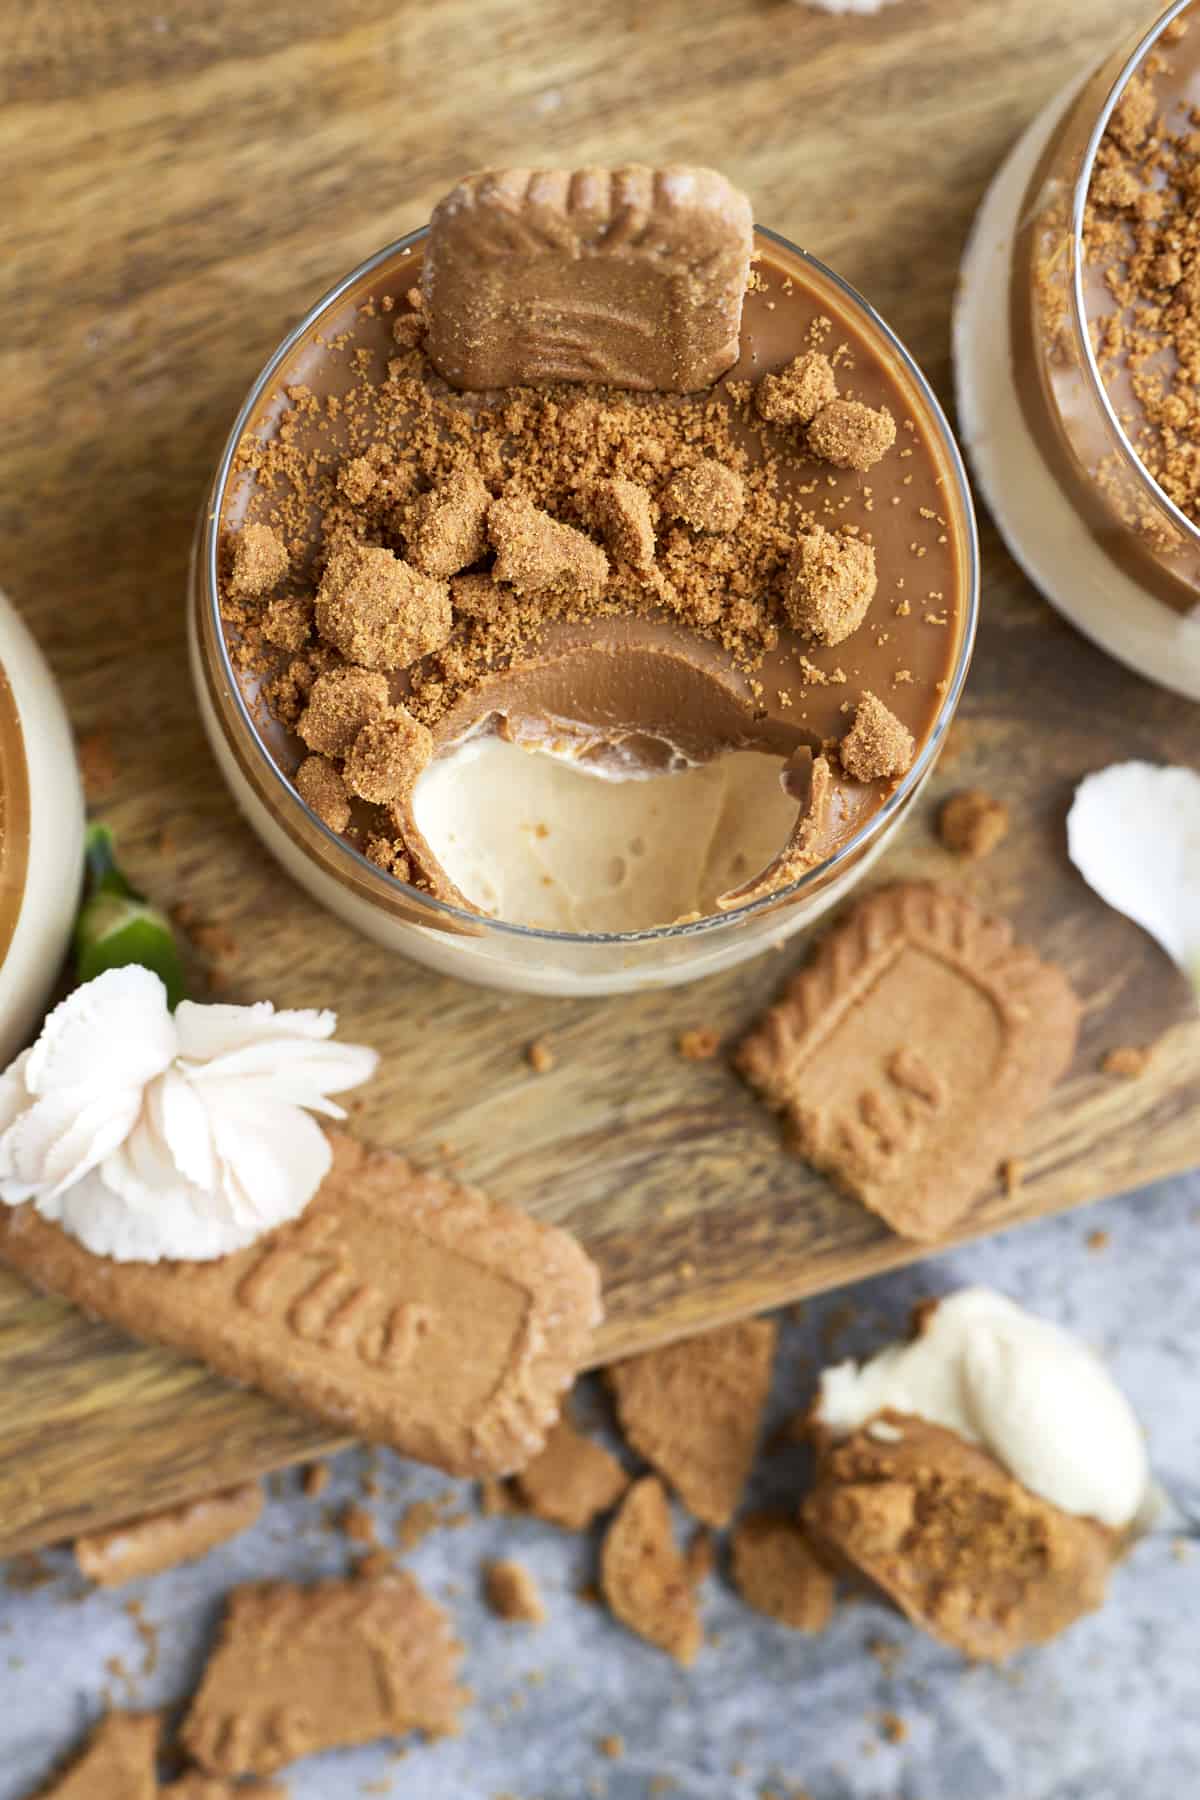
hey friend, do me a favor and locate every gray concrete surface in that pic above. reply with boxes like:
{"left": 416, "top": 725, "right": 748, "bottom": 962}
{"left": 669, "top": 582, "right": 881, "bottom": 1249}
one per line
{"left": 1, "top": 1168, "right": 1198, "bottom": 1800}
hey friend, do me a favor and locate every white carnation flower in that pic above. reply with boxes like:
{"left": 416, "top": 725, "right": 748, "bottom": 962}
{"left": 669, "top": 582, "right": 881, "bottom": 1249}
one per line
{"left": 0, "top": 966, "right": 379, "bottom": 1262}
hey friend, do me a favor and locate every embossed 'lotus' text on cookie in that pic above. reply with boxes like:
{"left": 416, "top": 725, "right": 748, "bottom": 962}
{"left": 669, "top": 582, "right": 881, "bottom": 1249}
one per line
{"left": 736, "top": 884, "right": 1080, "bottom": 1241}
{"left": 422, "top": 166, "right": 754, "bottom": 393}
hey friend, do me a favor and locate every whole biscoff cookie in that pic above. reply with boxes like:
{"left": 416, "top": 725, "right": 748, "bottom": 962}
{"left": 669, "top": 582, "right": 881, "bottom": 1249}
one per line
{"left": 0, "top": 1132, "right": 602, "bottom": 1478}
{"left": 181, "top": 1574, "right": 466, "bottom": 1776}
{"left": 423, "top": 165, "right": 753, "bottom": 393}
{"left": 737, "top": 883, "right": 1080, "bottom": 1240}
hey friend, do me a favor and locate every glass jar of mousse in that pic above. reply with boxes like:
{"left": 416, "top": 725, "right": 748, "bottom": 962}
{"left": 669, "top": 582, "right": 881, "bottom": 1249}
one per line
{"left": 956, "top": 0, "right": 1200, "bottom": 701}
{"left": 0, "top": 592, "right": 85, "bottom": 1061}
{"left": 191, "top": 222, "right": 977, "bottom": 998}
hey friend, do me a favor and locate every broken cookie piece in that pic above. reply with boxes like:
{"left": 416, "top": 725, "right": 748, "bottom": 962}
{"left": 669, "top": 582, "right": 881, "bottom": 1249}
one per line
{"left": 731, "top": 1511, "right": 835, "bottom": 1632}
{"left": 75, "top": 1483, "right": 263, "bottom": 1588}
{"left": 605, "top": 1318, "right": 777, "bottom": 1528}
{"left": 755, "top": 351, "right": 838, "bottom": 427}
{"left": 296, "top": 665, "right": 390, "bottom": 758}
{"left": 807, "top": 399, "right": 897, "bottom": 471}
{"left": 736, "top": 883, "right": 1080, "bottom": 1240}
{"left": 601, "top": 1477, "right": 702, "bottom": 1663}
{"left": 663, "top": 459, "right": 745, "bottom": 533}
{"left": 803, "top": 1415, "right": 1120, "bottom": 1661}
{"left": 422, "top": 165, "right": 754, "bottom": 393}
{"left": 838, "top": 692, "right": 914, "bottom": 783}
{"left": 514, "top": 1411, "right": 630, "bottom": 1530}
{"left": 295, "top": 755, "right": 351, "bottom": 833}
{"left": 182, "top": 1573, "right": 468, "bottom": 1774}
{"left": 782, "top": 525, "right": 876, "bottom": 645}
{"left": 488, "top": 495, "right": 609, "bottom": 599}
{"left": 407, "top": 469, "right": 491, "bottom": 577}
{"left": 594, "top": 476, "right": 656, "bottom": 571}
{"left": 229, "top": 523, "right": 289, "bottom": 598}
{"left": 315, "top": 541, "right": 452, "bottom": 670}
{"left": 343, "top": 706, "right": 433, "bottom": 805}
{"left": 30, "top": 1712, "right": 158, "bottom": 1800}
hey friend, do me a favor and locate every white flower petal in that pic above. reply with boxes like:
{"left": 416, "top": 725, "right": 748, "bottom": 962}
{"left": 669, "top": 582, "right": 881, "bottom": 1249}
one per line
{"left": 174, "top": 1000, "right": 337, "bottom": 1062}
{"left": 150, "top": 1067, "right": 219, "bottom": 1193}
{"left": 25, "top": 966, "right": 176, "bottom": 1097}
{"left": 1068, "top": 762, "right": 1200, "bottom": 990}
{"left": 0, "top": 1088, "right": 143, "bottom": 1203}
{"left": 45, "top": 1169, "right": 264, "bottom": 1264}
{"left": 207, "top": 1096, "right": 333, "bottom": 1230}
{"left": 0, "top": 1050, "right": 33, "bottom": 1137}
{"left": 187, "top": 1040, "right": 379, "bottom": 1114}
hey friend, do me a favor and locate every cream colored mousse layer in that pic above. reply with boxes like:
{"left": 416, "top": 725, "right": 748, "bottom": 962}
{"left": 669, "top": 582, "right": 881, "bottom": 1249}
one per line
{"left": 411, "top": 739, "right": 800, "bottom": 933}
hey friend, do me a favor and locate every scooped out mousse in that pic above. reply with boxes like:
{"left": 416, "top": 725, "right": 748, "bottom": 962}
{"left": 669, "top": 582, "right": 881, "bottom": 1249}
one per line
{"left": 218, "top": 166, "right": 968, "bottom": 933}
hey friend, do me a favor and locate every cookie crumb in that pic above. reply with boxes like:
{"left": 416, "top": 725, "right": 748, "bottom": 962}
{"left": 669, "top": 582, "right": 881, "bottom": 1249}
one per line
{"left": 343, "top": 706, "right": 433, "bottom": 804}
{"left": 677, "top": 1028, "right": 721, "bottom": 1061}
{"left": 684, "top": 1526, "right": 717, "bottom": 1586}
{"left": 664, "top": 460, "right": 745, "bottom": 532}
{"left": 408, "top": 469, "right": 491, "bottom": 577}
{"left": 594, "top": 476, "right": 657, "bottom": 571}
{"left": 1087, "top": 1227, "right": 1111, "bottom": 1253}
{"left": 526, "top": 1039, "right": 556, "bottom": 1075}
{"left": 597, "top": 1734, "right": 624, "bottom": 1759}
{"left": 78, "top": 728, "right": 118, "bottom": 800}
{"left": 296, "top": 754, "right": 351, "bottom": 832}
{"left": 489, "top": 495, "right": 609, "bottom": 599}
{"left": 731, "top": 1511, "right": 834, "bottom": 1632}
{"left": 838, "top": 692, "right": 914, "bottom": 781}
{"left": 783, "top": 525, "right": 876, "bottom": 645}
{"left": 316, "top": 540, "right": 452, "bottom": 670}
{"left": 755, "top": 351, "right": 838, "bottom": 426}
{"left": 229, "top": 522, "right": 289, "bottom": 597}
{"left": 807, "top": 399, "right": 896, "bottom": 471}
{"left": 879, "top": 1711, "right": 908, "bottom": 1745}
{"left": 1102, "top": 1045, "right": 1151, "bottom": 1080}
{"left": 340, "top": 1503, "right": 376, "bottom": 1545}
{"left": 485, "top": 1558, "right": 545, "bottom": 1624}
{"left": 302, "top": 1462, "right": 330, "bottom": 1499}
{"left": 939, "top": 788, "right": 1010, "bottom": 859}
{"left": 297, "top": 665, "right": 391, "bottom": 758}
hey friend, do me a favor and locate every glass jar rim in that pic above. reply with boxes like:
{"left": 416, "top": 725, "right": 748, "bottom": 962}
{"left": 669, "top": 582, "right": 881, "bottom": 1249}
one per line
{"left": 202, "top": 222, "right": 979, "bottom": 948}
{"left": 1068, "top": 0, "right": 1200, "bottom": 551}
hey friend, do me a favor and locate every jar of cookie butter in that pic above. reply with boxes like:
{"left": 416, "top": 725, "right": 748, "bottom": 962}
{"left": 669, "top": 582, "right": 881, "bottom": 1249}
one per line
{"left": 957, "top": 0, "right": 1200, "bottom": 700}
{"left": 192, "top": 173, "right": 977, "bottom": 997}
{"left": 0, "top": 591, "right": 85, "bottom": 1063}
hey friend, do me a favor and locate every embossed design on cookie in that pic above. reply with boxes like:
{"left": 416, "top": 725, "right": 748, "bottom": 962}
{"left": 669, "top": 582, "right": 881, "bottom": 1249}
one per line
{"left": 182, "top": 1575, "right": 467, "bottom": 1776}
{"left": 737, "top": 883, "right": 1080, "bottom": 1240}
{"left": 423, "top": 165, "right": 754, "bottom": 393}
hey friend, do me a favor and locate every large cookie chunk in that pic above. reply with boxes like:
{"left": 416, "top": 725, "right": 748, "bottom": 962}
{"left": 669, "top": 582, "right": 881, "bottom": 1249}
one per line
{"left": 423, "top": 165, "right": 753, "bottom": 392}
{"left": 0, "top": 1132, "right": 602, "bottom": 1477}
{"left": 737, "top": 883, "right": 1080, "bottom": 1240}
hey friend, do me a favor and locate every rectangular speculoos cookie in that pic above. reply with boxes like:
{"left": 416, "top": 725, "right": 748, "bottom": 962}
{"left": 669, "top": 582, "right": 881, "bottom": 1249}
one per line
{"left": 422, "top": 165, "right": 753, "bottom": 393}
{"left": 737, "top": 883, "right": 1080, "bottom": 1241}
{"left": 0, "top": 1132, "right": 602, "bottom": 1478}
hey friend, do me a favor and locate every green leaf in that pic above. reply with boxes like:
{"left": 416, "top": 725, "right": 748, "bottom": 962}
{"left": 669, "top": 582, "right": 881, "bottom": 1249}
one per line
{"left": 74, "top": 828, "right": 187, "bottom": 1009}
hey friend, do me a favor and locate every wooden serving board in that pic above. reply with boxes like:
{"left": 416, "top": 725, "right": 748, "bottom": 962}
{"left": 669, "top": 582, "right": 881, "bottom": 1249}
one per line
{"left": 0, "top": 0, "right": 1197, "bottom": 1556}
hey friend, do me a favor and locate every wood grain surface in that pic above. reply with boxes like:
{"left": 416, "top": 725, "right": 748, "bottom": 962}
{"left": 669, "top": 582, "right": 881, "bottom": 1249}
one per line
{"left": 1, "top": 0, "right": 1197, "bottom": 1556}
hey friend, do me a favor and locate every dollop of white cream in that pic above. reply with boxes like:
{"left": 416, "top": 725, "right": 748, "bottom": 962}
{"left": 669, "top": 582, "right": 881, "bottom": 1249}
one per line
{"left": 0, "top": 966, "right": 378, "bottom": 1262}
{"left": 815, "top": 1287, "right": 1151, "bottom": 1530}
